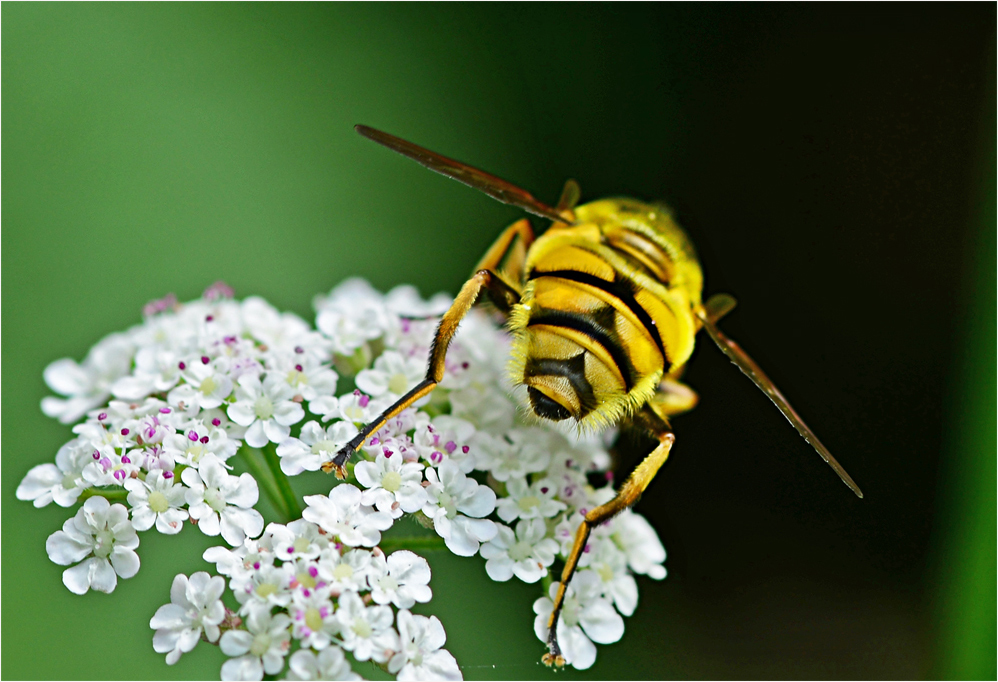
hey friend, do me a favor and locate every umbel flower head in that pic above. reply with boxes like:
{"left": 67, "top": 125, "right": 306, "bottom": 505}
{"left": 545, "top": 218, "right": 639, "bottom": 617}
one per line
{"left": 20, "top": 278, "right": 669, "bottom": 678}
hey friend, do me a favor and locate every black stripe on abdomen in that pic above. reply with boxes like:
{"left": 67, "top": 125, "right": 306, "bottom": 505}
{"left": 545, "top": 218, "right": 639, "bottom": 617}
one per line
{"left": 528, "top": 269, "right": 666, "bottom": 359}
{"left": 527, "top": 308, "right": 636, "bottom": 391}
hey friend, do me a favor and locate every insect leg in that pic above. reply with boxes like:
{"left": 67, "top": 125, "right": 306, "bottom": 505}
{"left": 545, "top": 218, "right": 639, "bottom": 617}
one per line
{"left": 473, "top": 218, "right": 534, "bottom": 290}
{"left": 322, "top": 269, "right": 521, "bottom": 478}
{"left": 543, "top": 407, "right": 675, "bottom": 667}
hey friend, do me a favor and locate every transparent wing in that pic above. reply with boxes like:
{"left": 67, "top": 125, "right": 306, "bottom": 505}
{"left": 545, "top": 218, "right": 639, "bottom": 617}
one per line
{"left": 698, "top": 298, "right": 864, "bottom": 498}
{"left": 355, "top": 124, "right": 571, "bottom": 225}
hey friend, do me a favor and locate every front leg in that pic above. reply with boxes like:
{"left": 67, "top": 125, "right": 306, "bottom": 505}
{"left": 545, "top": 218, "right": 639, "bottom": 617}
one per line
{"left": 543, "top": 404, "right": 676, "bottom": 666}
{"left": 322, "top": 269, "right": 520, "bottom": 477}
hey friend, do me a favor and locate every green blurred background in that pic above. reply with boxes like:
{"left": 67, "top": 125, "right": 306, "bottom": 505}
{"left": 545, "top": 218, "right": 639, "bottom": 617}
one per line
{"left": 3, "top": 4, "right": 994, "bottom": 680}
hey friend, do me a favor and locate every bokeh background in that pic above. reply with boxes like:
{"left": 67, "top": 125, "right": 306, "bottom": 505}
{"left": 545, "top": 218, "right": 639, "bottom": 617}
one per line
{"left": 3, "top": 4, "right": 994, "bottom": 680}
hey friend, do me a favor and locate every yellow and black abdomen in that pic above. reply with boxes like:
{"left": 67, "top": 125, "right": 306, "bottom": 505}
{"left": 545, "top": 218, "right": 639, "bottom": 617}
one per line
{"left": 508, "top": 198, "right": 704, "bottom": 430}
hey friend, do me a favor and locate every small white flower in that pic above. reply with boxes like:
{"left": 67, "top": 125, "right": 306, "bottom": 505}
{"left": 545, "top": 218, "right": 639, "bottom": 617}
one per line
{"left": 125, "top": 469, "right": 188, "bottom": 534}
{"left": 480, "top": 518, "right": 559, "bottom": 584}
{"left": 276, "top": 420, "right": 358, "bottom": 476}
{"left": 588, "top": 538, "right": 639, "bottom": 616}
{"left": 316, "top": 547, "right": 374, "bottom": 594}
{"left": 41, "top": 332, "right": 135, "bottom": 424}
{"left": 286, "top": 646, "right": 361, "bottom": 681}
{"left": 355, "top": 350, "right": 424, "bottom": 398}
{"left": 267, "top": 519, "right": 329, "bottom": 561}
{"left": 388, "top": 610, "right": 462, "bottom": 681}
{"left": 309, "top": 391, "right": 388, "bottom": 425}
{"left": 220, "top": 602, "right": 292, "bottom": 681}
{"left": 412, "top": 415, "right": 476, "bottom": 472}
{"left": 495, "top": 476, "right": 566, "bottom": 523}
{"left": 163, "top": 424, "right": 238, "bottom": 468}
{"left": 532, "top": 570, "right": 624, "bottom": 670}
{"left": 422, "top": 460, "right": 497, "bottom": 557}
{"left": 16, "top": 438, "right": 90, "bottom": 508}
{"left": 315, "top": 278, "right": 396, "bottom": 356}
{"left": 471, "top": 429, "right": 552, "bottom": 482}
{"left": 335, "top": 590, "right": 399, "bottom": 664}
{"left": 111, "top": 345, "right": 182, "bottom": 400}
{"left": 612, "top": 509, "right": 667, "bottom": 580}
{"left": 167, "top": 358, "right": 234, "bottom": 413}
{"left": 150, "top": 571, "right": 226, "bottom": 664}
{"left": 302, "top": 484, "right": 393, "bottom": 547}
{"left": 183, "top": 455, "right": 264, "bottom": 546}
{"left": 227, "top": 375, "right": 306, "bottom": 448}
{"left": 368, "top": 550, "right": 432, "bottom": 609}
{"left": 272, "top": 354, "right": 338, "bottom": 402}
{"left": 45, "top": 496, "right": 140, "bottom": 594}
{"left": 233, "top": 563, "right": 294, "bottom": 610}
{"left": 241, "top": 296, "right": 316, "bottom": 353}
{"left": 355, "top": 451, "right": 427, "bottom": 518}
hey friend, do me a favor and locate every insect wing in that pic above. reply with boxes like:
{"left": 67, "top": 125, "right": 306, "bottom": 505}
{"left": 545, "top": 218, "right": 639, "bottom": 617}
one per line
{"left": 355, "top": 125, "right": 571, "bottom": 225}
{"left": 698, "top": 308, "right": 864, "bottom": 498}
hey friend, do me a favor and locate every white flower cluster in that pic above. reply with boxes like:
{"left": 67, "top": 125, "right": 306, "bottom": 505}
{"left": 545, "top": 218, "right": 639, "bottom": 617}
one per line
{"left": 154, "top": 516, "right": 458, "bottom": 680}
{"left": 300, "top": 279, "right": 668, "bottom": 670}
{"left": 20, "top": 277, "right": 669, "bottom": 677}
{"left": 19, "top": 282, "right": 335, "bottom": 591}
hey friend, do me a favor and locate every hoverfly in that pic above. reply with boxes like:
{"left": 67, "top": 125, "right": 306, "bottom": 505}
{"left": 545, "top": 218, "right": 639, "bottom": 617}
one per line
{"left": 323, "top": 124, "right": 864, "bottom": 667}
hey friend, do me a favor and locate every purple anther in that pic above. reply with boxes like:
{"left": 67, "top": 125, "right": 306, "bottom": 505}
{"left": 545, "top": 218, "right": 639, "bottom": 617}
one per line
{"left": 431, "top": 451, "right": 443, "bottom": 464}
{"left": 203, "top": 281, "right": 234, "bottom": 301}
{"left": 97, "top": 412, "right": 108, "bottom": 421}
{"left": 302, "top": 589, "right": 311, "bottom": 597}
{"left": 212, "top": 418, "right": 221, "bottom": 426}
{"left": 358, "top": 394, "right": 370, "bottom": 408}
{"left": 114, "top": 469, "right": 126, "bottom": 482}
{"left": 462, "top": 445, "right": 470, "bottom": 454}
{"left": 566, "top": 459, "right": 574, "bottom": 467}
{"left": 253, "top": 562, "right": 261, "bottom": 570}
{"left": 163, "top": 471, "right": 174, "bottom": 479}
{"left": 445, "top": 440, "right": 457, "bottom": 454}
{"left": 579, "top": 507, "right": 588, "bottom": 516}
{"left": 200, "top": 436, "right": 209, "bottom": 444}
{"left": 205, "top": 315, "right": 214, "bottom": 322}
{"left": 605, "top": 471, "right": 614, "bottom": 481}
{"left": 427, "top": 425, "right": 435, "bottom": 433}
{"left": 540, "top": 486, "right": 549, "bottom": 494}
{"left": 295, "top": 364, "right": 303, "bottom": 372}
{"left": 308, "top": 566, "right": 318, "bottom": 578}
{"left": 462, "top": 362, "right": 469, "bottom": 369}
{"left": 160, "top": 407, "right": 171, "bottom": 414}
{"left": 121, "top": 455, "right": 131, "bottom": 464}
{"left": 383, "top": 448, "right": 394, "bottom": 459}
{"left": 178, "top": 361, "right": 186, "bottom": 370}
{"left": 100, "top": 457, "right": 112, "bottom": 472}
{"left": 584, "top": 543, "right": 592, "bottom": 554}
{"left": 92, "top": 450, "right": 101, "bottom": 460}
{"left": 319, "top": 606, "right": 329, "bottom": 618}
{"left": 188, "top": 430, "right": 199, "bottom": 442}
{"left": 370, "top": 437, "right": 380, "bottom": 446}
{"left": 294, "top": 346, "right": 304, "bottom": 354}
{"left": 120, "top": 428, "right": 130, "bottom": 436}
{"left": 287, "top": 547, "right": 294, "bottom": 554}
{"left": 201, "top": 356, "right": 210, "bottom": 365}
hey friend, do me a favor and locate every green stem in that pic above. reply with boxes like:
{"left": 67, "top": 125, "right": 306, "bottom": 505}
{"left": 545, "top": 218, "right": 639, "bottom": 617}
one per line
{"left": 79, "top": 487, "right": 129, "bottom": 502}
{"left": 379, "top": 535, "right": 448, "bottom": 554}
{"left": 262, "top": 443, "right": 302, "bottom": 519}
{"left": 240, "top": 446, "right": 290, "bottom": 520}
